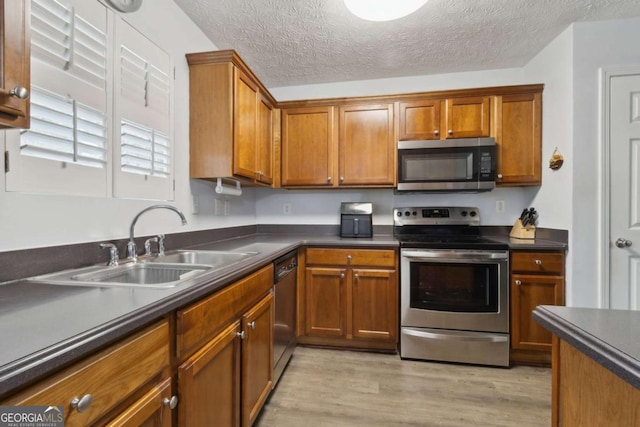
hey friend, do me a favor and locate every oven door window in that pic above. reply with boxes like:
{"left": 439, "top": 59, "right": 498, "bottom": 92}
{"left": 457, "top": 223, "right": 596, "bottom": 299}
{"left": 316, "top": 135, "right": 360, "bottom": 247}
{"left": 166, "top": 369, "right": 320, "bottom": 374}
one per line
{"left": 409, "top": 262, "right": 498, "bottom": 313}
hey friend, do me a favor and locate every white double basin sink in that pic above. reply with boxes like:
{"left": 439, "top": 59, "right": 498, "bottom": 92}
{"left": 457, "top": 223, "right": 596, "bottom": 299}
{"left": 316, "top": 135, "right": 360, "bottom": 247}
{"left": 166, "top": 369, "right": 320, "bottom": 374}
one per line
{"left": 29, "top": 250, "right": 259, "bottom": 288}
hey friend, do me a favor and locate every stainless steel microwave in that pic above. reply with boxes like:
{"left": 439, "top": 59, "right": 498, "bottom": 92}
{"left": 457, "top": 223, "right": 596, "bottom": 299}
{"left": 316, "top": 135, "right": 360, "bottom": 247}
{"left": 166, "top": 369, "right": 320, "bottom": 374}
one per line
{"left": 396, "top": 137, "right": 496, "bottom": 192}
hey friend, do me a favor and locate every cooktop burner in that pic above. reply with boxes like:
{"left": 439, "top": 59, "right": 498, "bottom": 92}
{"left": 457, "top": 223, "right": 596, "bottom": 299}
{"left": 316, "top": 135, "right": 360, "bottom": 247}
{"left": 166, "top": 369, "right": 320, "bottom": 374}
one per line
{"left": 393, "top": 207, "right": 509, "bottom": 250}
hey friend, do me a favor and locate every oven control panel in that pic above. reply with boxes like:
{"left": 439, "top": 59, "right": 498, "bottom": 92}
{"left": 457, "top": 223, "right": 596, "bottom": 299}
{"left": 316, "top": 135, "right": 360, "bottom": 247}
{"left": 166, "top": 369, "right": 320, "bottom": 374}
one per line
{"left": 393, "top": 207, "right": 480, "bottom": 226}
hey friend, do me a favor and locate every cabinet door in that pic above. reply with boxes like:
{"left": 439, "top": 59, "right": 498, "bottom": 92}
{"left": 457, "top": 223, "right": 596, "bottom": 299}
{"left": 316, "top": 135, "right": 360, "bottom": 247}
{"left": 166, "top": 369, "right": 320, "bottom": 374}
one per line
{"left": 281, "top": 106, "right": 335, "bottom": 186}
{"left": 495, "top": 92, "right": 542, "bottom": 186}
{"left": 338, "top": 103, "right": 395, "bottom": 186}
{"left": 398, "top": 99, "right": 441, "bottom": 140}
{"left": 0, "top": 0, "right": 30, "bottom": 128}
{"left": 256, "top": 93, "right": 274, "bottom": 185}
{"left": 241, "top": 292, "right": 274, "bottom": 427}
{"left": 304, "top": 267, "right": 347, "bottom": 337}
{"left": 234, "top": 69, "right": 258, "bottom": 180}
{"left": 443, "top": 96, "right": 490, "bottom": 138}
{"left": 351, "top": 268, "right": 398, "bottom": 342}
{"left": 178, "top": 321, "right": 241, "bottom": 427}
{"left": 511, "top": 274, "right": 564, "bottom": 351}
{"left": 106, "top": 378, "right": 173, "bottom": 427}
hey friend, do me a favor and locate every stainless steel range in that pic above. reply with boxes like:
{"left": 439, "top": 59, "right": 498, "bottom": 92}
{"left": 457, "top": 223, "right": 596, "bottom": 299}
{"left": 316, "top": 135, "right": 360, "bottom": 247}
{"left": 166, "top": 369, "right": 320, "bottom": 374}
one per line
{"left": 394, "top": 207, "right": 510, "bottom": 367}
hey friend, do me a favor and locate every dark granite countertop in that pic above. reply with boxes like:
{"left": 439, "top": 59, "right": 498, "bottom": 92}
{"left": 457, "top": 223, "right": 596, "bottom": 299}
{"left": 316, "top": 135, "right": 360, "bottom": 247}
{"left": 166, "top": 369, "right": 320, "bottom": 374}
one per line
{"left": 533, "top": 305, "right": 640, "bottom": 390}
{"left": 0, "top": 228, "right": 566, "bottom": 397}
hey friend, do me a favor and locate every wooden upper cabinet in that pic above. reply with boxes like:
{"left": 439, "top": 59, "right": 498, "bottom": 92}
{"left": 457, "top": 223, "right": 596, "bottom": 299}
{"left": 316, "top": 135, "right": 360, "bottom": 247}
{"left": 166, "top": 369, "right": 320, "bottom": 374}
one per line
{"left": 186, "top": 50, "right": 275, "bottom": 186}
{"left": 398, "top": 99, "right": 441, "bottom": 140}
{"left": 494, "top": 92, "right": 542, "bottom": 186}
{"left": 443, "top": 96, "right": 490, "bottom": 138}
{"left": 281, "top": 106, "right": 335, "bottom": 187}
{"left": 0, "top": 0, "right": 31, "bottom": 129}
{"left": 338, "top": 103, "right": 395, "bottom": 186}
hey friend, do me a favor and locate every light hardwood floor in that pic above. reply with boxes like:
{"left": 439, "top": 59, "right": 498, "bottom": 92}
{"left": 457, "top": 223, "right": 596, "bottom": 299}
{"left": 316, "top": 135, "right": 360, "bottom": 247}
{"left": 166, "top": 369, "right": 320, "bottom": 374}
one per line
{"left": 256, "top": 346, "right": 551, "bottom": 427}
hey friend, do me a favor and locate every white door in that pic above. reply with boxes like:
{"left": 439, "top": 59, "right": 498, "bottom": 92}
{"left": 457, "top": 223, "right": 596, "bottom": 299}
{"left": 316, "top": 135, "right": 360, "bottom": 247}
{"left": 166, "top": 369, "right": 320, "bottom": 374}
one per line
{"left": 609, "top": 72, "right": 640, "bottom": 310}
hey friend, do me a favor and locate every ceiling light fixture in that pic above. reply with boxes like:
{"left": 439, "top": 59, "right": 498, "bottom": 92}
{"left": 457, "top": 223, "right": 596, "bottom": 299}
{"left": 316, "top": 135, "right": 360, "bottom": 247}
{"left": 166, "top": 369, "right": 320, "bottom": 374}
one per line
{"left": 344, "top": 0, "right": 428, "bottom": 22}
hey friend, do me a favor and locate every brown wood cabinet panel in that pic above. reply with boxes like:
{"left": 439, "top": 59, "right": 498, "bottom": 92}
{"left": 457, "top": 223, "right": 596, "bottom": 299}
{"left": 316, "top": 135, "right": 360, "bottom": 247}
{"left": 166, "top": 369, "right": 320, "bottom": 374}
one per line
{"left": 177, "top": 264, "right": 274, "bottom": 359}
{"left": 511, "top": 251, "right": 564, "bottom": 275}
{"left": 304, "top": 267, "right": 347, "bottom": 338}
{"left": 352, "top": 268, "right": 398, "bottom": 343}
{"left": 557, "top": 340, "right": 640, "bottom": 427}
{"left": 398, "top": 99, "right": 441, "bottom": 140}
{"left": 495, "top": 92, "right": 542, "bottom": 186}
{"left": 3, "top": 321, "right": 170, "bottom": 427}
{"left": 338, "top": 103, "right": 395, "bottom": 186}
{"left": 0, "top": 0, "right": 30, "bottom": 128}
{"left": 234, "top": 69, "right": 259, "bottom": 180}
{"left": 511, "top": 274, "right": 564, "bottom": 351}
{"left": 241, "top": 292, "right": 274, "bottom": 427}
{"left": 178, "top": 321, "right": 241, "bottom": 427}
{"left": 443, "top": 97, "right": 490, "bottom": 138}
{"left": 256, "top": 93, "right": 274, "bottom": 184}
{"left": 106, "top": 377, "right": 172, "bottom": 427}
{"left": 306, "top": 248, "right": 396, "bottom": 267}
{"left": 281, "top": 106, "right": 335, "bottom": 186}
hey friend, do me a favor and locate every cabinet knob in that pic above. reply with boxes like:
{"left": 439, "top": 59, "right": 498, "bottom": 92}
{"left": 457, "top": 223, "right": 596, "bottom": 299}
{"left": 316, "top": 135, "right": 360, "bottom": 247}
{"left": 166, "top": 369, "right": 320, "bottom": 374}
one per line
{"left": 70, "top": 394, "right": 93, "bottom": 413}
{"left": 447, "top": 129, "right": 453, "bottom": 135}
{"left": 354, "top": 273, "right": 359, "bottom": 280}
{"left": 515, "top": 280, "right": 522, "bottom": 286}
{"left": 327, "top": 176, "right": 332, "bottom": 183}
{"left": 237, "top": 331, "right": 246, "bottom": 340}
{"left": 434, "top": 130, "right": 439, "bottom": 136}
{"left": 346, "top": 255, "right": 352, "bottom": 262}
{"left": 497, "top": 173, "right": 503, "bottom": 180}
{"left": 248, "top": 321, "right": 256, "bottom": 329}
{"left": 163, "top": 396, "right": 179, "bottom": 409}
{"left": 339, "top": 176, "right": 344, "bottom": 183}
{"left": 340, "top": 273, "right": 345, "bottom": 279}
{"left": 9, "top": 86, "right": 29, "bottom": 100}
{"left": 535, "top": 259, "right": 542, "bottom": 266}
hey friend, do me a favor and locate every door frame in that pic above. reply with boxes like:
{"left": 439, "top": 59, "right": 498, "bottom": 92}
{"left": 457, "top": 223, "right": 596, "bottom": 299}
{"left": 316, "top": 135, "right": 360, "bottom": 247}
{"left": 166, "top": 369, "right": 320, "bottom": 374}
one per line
{"left": 599, "top": 66, "right": 640, "bottom": 308}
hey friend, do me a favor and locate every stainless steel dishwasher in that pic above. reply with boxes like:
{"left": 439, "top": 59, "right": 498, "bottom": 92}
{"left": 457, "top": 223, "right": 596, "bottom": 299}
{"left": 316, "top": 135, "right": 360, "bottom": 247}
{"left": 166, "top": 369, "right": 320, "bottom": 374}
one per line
{"left": 273, "top": 250, "right": 297, "bottom": 386}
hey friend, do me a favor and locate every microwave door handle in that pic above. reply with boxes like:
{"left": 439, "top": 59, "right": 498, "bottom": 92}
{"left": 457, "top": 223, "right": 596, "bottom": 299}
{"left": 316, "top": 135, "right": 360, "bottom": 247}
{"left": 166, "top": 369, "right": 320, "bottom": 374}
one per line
{"left": 354, "top": 218, "right": 359, "bottom": 235}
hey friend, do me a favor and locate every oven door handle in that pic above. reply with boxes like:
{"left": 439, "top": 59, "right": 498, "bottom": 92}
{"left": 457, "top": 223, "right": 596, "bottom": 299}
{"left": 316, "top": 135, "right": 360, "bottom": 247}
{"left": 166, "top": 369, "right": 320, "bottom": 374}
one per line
{"left": 403, "top": 328, "right": 509, "bottom": 343}
{"left": 401, "top": 250, "right": 508, "bottom": 262}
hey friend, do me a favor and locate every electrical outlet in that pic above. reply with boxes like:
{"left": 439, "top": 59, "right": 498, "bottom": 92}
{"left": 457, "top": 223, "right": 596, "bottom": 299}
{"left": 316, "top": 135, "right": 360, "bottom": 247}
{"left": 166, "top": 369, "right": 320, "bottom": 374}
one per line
{"left": 496, "top": 200, "right": 505, "bottom": 213}
{"left": 283, "top": 202, "right": 292, "bottom": 215}
{"left": 214, "top": 198, "right": 223, "bottom": 216}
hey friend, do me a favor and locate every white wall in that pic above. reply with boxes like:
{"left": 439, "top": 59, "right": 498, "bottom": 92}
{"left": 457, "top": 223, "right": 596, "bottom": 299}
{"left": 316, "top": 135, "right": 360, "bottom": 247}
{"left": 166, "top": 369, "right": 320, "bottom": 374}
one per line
{"left": 570, "top": 17, "right": 640, "bottom": 308}
{"left": 0, "top": 0, "right": 258, "bottom": 252}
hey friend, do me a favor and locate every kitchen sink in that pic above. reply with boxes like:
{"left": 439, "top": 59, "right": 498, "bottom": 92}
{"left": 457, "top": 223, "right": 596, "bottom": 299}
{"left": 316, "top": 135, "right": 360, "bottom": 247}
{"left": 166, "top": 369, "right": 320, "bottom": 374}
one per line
{"left": 27, "top": 250, "right": 259, "bottom": 288}
{"left": 149, "top": 250, "right": 258, "bottom": 266}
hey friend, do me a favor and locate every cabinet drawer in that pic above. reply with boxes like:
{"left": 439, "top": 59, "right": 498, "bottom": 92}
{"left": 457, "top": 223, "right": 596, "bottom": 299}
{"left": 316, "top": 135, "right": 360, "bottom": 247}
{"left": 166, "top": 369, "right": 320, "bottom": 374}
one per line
{"left": 3, "top": 321, "right": 169, "bottom": 427}
{"left": 306, "top": 248, "right": 396, "bottom": 267}
{"left": 511, "top": 251, "right": 564, "bottom": 274}
{"left": 177, "top": 264, "right": 274, "bottom": 359}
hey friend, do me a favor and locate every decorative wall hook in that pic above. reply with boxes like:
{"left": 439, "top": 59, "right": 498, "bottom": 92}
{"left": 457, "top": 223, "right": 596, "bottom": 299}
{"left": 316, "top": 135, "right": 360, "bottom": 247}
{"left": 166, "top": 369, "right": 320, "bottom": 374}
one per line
{"left": 549, "top": 147, "right": 564, "bottom": 170}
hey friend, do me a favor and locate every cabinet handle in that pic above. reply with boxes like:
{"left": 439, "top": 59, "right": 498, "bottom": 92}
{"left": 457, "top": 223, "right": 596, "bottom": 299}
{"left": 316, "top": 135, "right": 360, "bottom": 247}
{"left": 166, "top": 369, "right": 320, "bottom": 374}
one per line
{"left": 434, "top": 130, "right": 439, "bottom": 136}
{"left": 346, "top": 255, "right": 352, "bottom": 262}
{"left": 237, "top": 331, "right": 246, "bottom": 340}
{"left": 248, "top": 321, "right": 256, "bottom": 329}
{"left": 163, "top": 396, "right": 179, "bottom": 409}
{"left": 447, "top": 129, "right": 453, "bottom": 135}
{"left": 70, "top": 394, "right": 93, "bottom": 413}
{"left": 9, "top": 86, "right": 29, "bottom": 100}
{"left": 535, "top": 259, "right": 542, "bottom": 266}
{"left": 340, "top": 176, "right": 344, "bottom": 183}
{"left": 340, "top": 273, "right": 345, "bottom": 279}
{"left": 515, "top": 280, "right": 522, "bottom": 286}
{"left": 497, "top": 173, "right": 503, "bottom": 180}
{"left": 354, "top": 273, "right": 359, "bottom": 280}
{"left": 327, "top": 176, "right": 332, "bottom": 182}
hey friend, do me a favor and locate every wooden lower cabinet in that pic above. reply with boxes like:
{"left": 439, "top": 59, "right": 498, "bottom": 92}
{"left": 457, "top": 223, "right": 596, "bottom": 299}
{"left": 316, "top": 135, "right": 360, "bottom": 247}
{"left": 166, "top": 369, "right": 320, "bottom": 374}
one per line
{"left": 510, "top": 250, "right": 565, "bottom": 365}
{"left": 1, "top": 320, "right": 172, "bottom": 427}
{"left": 300, "top": 248, "right": 398, "bottom": 351}
{"left": 176, "top": 265, "right": 274, "bottom": 427}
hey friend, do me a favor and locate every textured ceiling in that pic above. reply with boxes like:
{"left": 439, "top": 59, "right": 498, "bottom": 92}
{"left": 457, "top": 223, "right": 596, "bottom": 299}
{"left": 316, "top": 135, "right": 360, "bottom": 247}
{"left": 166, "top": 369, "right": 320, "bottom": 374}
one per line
{"left": 174, "top": 0, "right": 640, "bottom": 88}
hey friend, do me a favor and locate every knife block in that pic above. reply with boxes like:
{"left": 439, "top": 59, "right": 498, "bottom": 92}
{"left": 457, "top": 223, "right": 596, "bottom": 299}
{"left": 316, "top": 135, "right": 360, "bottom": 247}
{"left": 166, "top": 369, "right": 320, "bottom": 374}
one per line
{"left": 509, "top": 219, "right": 536, "bottom": 239}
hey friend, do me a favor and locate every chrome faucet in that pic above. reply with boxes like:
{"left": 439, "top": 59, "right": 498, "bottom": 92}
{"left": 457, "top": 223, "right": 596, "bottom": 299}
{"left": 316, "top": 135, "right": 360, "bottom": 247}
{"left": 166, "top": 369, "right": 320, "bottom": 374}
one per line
{"left": 127, "top": 205, "right": 187, "bottom": 260}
